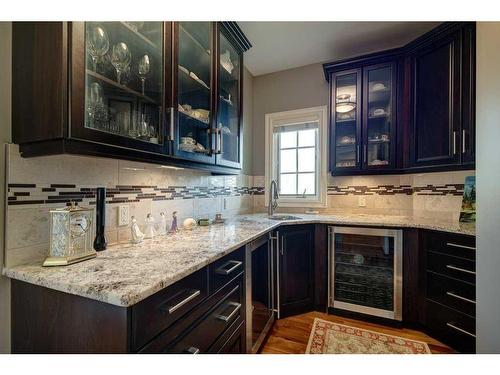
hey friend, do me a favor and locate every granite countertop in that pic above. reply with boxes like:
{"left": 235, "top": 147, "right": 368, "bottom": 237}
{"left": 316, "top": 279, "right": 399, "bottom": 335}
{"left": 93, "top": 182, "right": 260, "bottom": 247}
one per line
{"left": 2, "top": 213, "right": 475, "bottom": 307}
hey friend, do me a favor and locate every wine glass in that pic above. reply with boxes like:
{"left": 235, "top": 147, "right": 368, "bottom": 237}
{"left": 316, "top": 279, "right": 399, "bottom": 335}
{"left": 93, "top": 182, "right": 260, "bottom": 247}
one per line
{"left": 87, "top": 26, "right": 109, "bottom": 72}
{"left": 138, "top": 54, "right": 151, "bottom": 95}
{"left": 111, "top": 42, "right": 132, "bottom": 85}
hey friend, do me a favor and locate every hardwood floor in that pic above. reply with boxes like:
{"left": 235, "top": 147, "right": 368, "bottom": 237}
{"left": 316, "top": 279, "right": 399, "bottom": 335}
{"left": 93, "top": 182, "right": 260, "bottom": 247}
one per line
{"left": 260, "top": 311, "right": 454, "bottom": 354}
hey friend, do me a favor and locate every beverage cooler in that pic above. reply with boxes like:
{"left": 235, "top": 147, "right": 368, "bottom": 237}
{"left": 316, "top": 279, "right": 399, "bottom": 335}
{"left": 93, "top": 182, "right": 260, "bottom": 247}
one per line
{"left": 328, "top": 226, "right": 403, "bottom": 320}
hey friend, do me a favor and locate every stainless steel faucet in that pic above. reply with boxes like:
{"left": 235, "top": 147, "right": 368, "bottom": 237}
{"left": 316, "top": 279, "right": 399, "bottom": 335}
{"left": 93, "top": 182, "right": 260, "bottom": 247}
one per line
{"left": 268, "top": 180, "right": 279, "bottom": 216}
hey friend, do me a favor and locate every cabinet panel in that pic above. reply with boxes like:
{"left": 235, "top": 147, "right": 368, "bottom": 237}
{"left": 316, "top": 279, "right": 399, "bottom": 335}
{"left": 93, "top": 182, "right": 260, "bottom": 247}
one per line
{"left": 279, "top": 225, "right": 315, "bottom": 318}
{"left": 71, "top": 22, "right": 170, "bottom": 155}
{"left": 410, "top": 30, "right": 462, "bottom": 167}
{"left": 461, "top": 23, "right": 476, "bottom": 165}
{"left": 363, "top": 63, "right": 397, "bottom": 170}
{"left": 215, "top": 25, "right": 243, "bottom": 169}
{"left": 330, "top": 69, "right": 362, "bottom": 173}
{"left": 172, "top": 22, "right": 216, "bottom": 164}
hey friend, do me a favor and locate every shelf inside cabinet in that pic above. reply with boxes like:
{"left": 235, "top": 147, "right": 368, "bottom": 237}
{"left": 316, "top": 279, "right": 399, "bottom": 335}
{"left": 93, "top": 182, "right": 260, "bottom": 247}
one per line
{"left": 118, "top": 22, "right": 161, "bottom": 51}
{"left": 178, "top": 111, "right": 211, "bottom": 128}
{"left": 335, "top": 118, "right": 356, "bottom": 124}
{"left": 86, "top": 70, "right": 159, "bottom": 105}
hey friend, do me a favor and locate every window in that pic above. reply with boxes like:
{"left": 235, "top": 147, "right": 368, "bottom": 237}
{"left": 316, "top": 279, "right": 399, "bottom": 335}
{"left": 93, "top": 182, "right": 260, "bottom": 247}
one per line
{"left": 265, "top": 106, "right": 328, "bottom": 207}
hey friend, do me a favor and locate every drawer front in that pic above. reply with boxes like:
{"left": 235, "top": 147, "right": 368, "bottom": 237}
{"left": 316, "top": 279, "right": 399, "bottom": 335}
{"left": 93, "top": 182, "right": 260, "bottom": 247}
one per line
{"left": 166, "top": 279, "right": 244, "bottom": 354}
{"left": 210, "top": 320, "right": 245, "bottom": 354}
{"left": 209, "top": 246, "right": 245, "bottom": 293}
{"left": 425, "top": 231, "right": 476, "bottom": 260}
{"left": 132, "top": 267, "right": 208, "bottom": 351}
{"left": 427, "top": 271, "right": 475, "bottom": 317}
{"left": 426, "top": 300, "right": 476, "bottom": 353}
{"left": 427, "top": 251, "right": 476, "bottom": 284}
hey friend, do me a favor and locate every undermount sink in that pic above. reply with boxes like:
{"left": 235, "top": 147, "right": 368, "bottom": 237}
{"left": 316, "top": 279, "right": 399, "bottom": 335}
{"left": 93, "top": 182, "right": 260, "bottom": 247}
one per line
{"left": 268, "top": 215, "right": 301, "bottom": 221}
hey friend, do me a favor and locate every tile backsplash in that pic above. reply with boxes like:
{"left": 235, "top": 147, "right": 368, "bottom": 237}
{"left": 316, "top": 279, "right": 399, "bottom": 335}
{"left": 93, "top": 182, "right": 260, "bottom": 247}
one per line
{"left": 4, "top": 144, "right": 260, "bottom": 268}
{"left": 4, "top": 143, "right": 474, "bottom": 268}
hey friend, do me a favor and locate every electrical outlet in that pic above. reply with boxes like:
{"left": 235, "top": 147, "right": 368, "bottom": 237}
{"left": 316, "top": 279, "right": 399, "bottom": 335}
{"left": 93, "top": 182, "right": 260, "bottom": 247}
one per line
{"left": 118, "top": 205, "right": 130, "bottom": 226}
{"left": 358, "top": 196, "right": 366, "bottom": 207}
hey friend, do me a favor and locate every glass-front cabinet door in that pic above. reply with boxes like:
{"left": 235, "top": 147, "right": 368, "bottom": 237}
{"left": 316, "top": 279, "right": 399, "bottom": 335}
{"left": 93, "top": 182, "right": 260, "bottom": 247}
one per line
{"left": 173, "top": 22, "right": 215, "bottom": 164}
{"left": 71, "top": 22, "right": 168, "bottom": 154}
{"left": 216, "top": 27, "right": 243, "bottom": 168}
{"left": 363, "top": 63, "right": 396, "bottom": 169}
{"left": 331, "top": 70, "right": 361, "bottom": 172}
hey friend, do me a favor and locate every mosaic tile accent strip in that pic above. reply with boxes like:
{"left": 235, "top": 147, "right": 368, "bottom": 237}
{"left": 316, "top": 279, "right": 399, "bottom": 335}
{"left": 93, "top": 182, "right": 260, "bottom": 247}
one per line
{"left": 7, "top": 183, "right": 265, "bottom": 206}
{"left": 327, "top": 184, "right": 464, "bottom": 196}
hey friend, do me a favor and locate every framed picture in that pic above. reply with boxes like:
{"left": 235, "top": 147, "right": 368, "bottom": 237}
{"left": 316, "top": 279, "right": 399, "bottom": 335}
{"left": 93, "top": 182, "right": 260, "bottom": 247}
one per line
{"left": 459, "top": 176, "right": 476, "bottom": 223}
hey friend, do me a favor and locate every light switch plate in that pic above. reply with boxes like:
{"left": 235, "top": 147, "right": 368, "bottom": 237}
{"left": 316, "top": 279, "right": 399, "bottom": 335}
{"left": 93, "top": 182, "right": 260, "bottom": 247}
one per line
{"left": 118, "top": 205, "right": 130, "bottom": 226}
{"left": 358, "top": 196, "right": 366, "bottom": 207}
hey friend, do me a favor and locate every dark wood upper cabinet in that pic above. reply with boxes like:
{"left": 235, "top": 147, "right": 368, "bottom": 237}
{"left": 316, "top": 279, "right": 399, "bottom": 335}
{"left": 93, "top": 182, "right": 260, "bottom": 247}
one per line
{"left": 324, "top": 22, "right": 476, "bottom": 175}
{"left": 325, "top": 50, "right": 402, "bottom": 175}
{"left": 278, "top": 225, "right": 315, "bottom": 318}
{"left": 12, "top": 21, "right": 250, "bottom": 174}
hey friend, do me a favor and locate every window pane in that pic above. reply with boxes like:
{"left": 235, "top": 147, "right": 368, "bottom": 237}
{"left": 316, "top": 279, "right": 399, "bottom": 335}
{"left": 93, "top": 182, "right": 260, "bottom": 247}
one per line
{"left": 298, "top": 128, "right": 316, "bottom": 147}
{"left": 280, "top": 174, "right": 296, "bottom": 195}
{"left": 280, "top": 149, "right": 296, "bottom": 173}
{"left": 298, "top": 173, "right": 315, "bottom": 195}
{"left": 280, "top": 131, "right": 297, "bottom": 149}
{"left": 298, "top": 147, "right": 315, "bottom": 172}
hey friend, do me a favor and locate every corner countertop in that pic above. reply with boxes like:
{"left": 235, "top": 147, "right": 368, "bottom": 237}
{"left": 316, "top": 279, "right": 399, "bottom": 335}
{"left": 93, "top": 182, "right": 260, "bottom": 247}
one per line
{"left": 2, "top": 213, "right": 475, "bottom": 307}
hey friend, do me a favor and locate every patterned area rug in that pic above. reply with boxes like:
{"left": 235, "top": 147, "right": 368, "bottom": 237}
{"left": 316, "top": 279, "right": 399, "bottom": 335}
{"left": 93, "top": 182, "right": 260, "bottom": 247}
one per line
{"left": 306, "top": 318, "right": 431, "bottom": 354}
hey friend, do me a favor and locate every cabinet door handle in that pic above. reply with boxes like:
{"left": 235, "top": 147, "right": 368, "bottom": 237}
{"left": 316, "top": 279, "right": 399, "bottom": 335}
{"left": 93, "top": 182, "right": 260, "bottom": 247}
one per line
{"left": 162, "top": 289, "right": 201, "bottom": 315}
{"left": 215, "top": 260, "right": 242, "bottom": 275}
{"left": 453, "top": 131, "right": 458, "bottom": 155}
{"left": 446, "top": 264, "right": 476, "bottom": 275}
{"left": 446, "top": 322, "right": 476, "bottom": 338}
{"left": 356, "top": 145, "right": 360, "bottom": 164}
{"left": 462, "top": 130, "right": 466, "bottom": 154}
{"left": 219, "top": 124, "right": 224, "bottom": 155}
{"left": 169, "top": 107, "right": 175, "bottom": 142}
{"left": 216, "top": 302, "right": 241, "bottom": 322}
{"left": 446, "top": 291, "right": 476, "bottom": 304}
{"left": 364, "top": 144, "right": 367, "bottom": 164}
{"left": 184, "top": 346, "right": 200, "bottom": 354}
{"left": 446, "top": 242, "right": 476, "bottom": 251}
{"left": 275, "top": 231, "right": 281, "bottom": 319}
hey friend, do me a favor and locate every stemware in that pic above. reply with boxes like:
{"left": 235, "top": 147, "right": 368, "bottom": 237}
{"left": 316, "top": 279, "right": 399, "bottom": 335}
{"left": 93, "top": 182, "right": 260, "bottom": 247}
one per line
{"left": 138, "top": 54, "right": 151, "bottom": 95}
{"left": 87, "top": 26, "right": 109, "bottom": 72}
{"left": 111, "top": 42, "right": 132, "bottom": 85}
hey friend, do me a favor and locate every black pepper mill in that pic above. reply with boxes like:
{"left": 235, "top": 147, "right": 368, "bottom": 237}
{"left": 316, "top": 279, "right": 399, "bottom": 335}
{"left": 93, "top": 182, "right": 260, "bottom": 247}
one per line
{"left": 93, "top": 187, "right": 107, "bottom": 251}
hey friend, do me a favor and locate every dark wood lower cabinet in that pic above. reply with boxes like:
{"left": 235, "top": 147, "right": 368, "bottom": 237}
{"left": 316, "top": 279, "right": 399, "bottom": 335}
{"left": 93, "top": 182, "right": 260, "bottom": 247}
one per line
{"left": 278, "top": 225, "right": 315, "bottom": 318}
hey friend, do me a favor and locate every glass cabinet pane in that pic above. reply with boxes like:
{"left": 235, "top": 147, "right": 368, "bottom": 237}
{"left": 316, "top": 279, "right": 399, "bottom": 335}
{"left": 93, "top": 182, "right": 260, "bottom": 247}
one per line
{"left": 334, "top": 73, "right": 359, "bottom": 169}
{"left": 84, "top": 22, "right": 164, "bottom": 144}
{"left": 334, "top": 233, "right": 394, "bottom": 311}
{"left": 177, "top": 22, "right": 213, "bottom": 155}
{"left": 366, "top": 66, "right": 392, "bottom": 166}
{"left": 217, "top": 32, "right": 241, "bottom": 164}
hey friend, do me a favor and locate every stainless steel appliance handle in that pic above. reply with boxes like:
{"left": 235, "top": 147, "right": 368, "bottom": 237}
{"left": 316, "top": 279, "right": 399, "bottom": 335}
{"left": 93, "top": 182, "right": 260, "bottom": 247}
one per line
{"left": 166, "top": 289, "right": 201, "bottom": 314}
{"left": 446, "top": 264, "right": 476, "bottom": 275}
{"left": 446, "top": 322, "right": 476, "bottom": 338}
{"left": 215, "top": 260, "right": 242, "bottom": 275}
{"left": 446, "top": 291, "right": 476, "bottom": 304}
{"left": 275, "top": 231, "right": 280, "bottom": 319}
{"left": 216, "top": 302, "right": 241, "bottom": 322}
{"left": 446, "top": 242, "right": 475, "bottom": 251}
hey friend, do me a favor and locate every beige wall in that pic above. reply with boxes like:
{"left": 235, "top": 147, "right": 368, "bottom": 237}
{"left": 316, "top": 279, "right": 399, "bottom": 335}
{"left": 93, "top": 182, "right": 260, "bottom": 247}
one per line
{"left": 476, "top": 22, "right": 500, "bottom": 353}
{"left": 252, "top": 63, "right": 329, "bottom": 175}
{"left": 0, "top": 21, "right": 12, "bottom": 354}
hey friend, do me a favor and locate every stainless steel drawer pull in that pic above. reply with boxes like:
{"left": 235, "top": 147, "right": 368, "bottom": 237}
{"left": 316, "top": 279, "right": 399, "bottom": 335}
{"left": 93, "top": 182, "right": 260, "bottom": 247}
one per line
{"left": 446, "top": 242, "right": 476, "bottom": 251}
{"left": 166, "top": 289, "right": 201, "bottom": 314}
{"left": 215, "top": 260, "right": 243, "bottom": 275}
{"left": 446, "top": 291, "right": 476, "bottom": 304}
{"left": 446, "top": 322, "right": 476, "bottom": 338}
{"left": 216, "top": 302, "right": 241, "bottom": 322}
{"left": 185, "top": 346, "right": 200, "bottom": 354}
{"left": 446, "top": 264, "right": 476, "bottom": 275}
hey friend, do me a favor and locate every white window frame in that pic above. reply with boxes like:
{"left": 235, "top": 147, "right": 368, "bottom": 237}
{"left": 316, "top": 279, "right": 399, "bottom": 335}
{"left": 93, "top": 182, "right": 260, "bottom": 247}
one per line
{"left": 265, "top": 106, "right": 328, "bottom": 208}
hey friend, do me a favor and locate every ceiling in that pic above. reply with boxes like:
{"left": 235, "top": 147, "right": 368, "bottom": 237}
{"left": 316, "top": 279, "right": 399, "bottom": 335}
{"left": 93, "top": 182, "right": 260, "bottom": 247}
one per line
{"left": 238, "top": 22, "right": 440, "bottom": 76}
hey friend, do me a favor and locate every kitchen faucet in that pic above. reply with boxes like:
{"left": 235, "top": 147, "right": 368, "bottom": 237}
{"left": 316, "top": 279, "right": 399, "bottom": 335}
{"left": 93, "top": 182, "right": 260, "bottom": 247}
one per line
{"left": 268, "top": 180, "right": 279, "bottom": 216}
